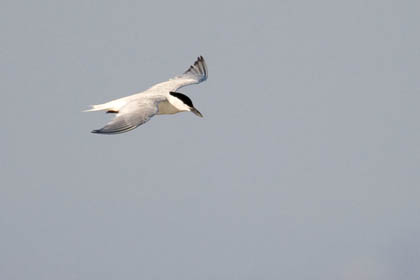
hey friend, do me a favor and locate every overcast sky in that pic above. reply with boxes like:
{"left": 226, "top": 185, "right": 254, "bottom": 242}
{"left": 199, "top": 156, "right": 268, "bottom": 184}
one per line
{"left": 1, "top": 0, "right": 420, "bottom": 279}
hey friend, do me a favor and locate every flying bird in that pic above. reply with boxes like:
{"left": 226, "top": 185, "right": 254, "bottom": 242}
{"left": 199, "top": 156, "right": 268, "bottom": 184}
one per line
{"left": 85, "top": 56, "right": 208, "bottom": 134}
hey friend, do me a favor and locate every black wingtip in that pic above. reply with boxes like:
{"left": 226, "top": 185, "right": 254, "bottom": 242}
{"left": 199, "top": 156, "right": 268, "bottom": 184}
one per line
{"left": 91, "top": 129, "right": 101, "bottom": 134}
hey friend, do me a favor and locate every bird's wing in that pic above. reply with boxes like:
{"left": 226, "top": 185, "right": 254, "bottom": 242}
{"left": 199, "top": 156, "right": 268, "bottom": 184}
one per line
{"left": 148, "top": 56, "right": 208, "bottom": 93}
{"left": 91, "top": 97, "right": 163, "bottom": 134}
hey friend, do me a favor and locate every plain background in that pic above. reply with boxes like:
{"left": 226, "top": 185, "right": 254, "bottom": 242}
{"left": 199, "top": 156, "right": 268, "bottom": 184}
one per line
{"left": 1, "top": 0, "right": 419, "bottom": 279}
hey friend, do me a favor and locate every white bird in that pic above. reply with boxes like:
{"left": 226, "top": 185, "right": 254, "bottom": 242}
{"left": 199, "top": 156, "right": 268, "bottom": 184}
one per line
{"left": 85, "top": 56, "right": 208, "bottom": 134}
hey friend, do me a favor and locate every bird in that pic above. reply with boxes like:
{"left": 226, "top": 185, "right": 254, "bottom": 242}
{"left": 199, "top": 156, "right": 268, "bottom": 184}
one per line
{"left": 85, "top": 56, "right": 208, "bottom": 134}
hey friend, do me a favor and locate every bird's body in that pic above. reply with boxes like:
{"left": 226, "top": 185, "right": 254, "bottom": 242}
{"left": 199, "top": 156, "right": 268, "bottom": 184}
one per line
{"left": 86, "top": 56, "right": 208, "bottom": 134}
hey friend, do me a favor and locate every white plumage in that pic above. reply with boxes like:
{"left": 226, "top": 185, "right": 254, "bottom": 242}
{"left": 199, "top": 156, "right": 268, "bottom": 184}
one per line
{"left": 85, "top": 56, "right": 208, "bottom": 134}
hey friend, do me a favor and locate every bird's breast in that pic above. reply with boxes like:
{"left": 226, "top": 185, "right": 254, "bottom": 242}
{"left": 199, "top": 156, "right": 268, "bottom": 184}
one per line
{"left": 157, "top": 100, "right": 181, "bottom": 115}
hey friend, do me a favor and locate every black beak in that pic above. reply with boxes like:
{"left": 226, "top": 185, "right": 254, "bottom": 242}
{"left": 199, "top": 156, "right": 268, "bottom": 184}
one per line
{"left": 190, "top": 107, "right": 203, "bottom": 118}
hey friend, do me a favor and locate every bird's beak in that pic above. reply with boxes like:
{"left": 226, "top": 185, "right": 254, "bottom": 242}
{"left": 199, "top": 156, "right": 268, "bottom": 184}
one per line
{"left": 190, "top": 107, "right": 203, "bottom": 118}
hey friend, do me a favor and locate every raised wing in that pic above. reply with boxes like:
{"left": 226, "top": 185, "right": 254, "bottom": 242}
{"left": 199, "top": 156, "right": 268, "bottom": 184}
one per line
{"left": 148, "top": 56, "right": 208, "bottom": 93}
{"left": 91, "top": 98, "right": 162, "bottom": 134}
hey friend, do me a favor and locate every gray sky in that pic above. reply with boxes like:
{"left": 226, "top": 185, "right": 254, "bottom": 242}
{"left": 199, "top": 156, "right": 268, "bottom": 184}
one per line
{"left": 1, "top": 0, "right": 420, "bottom": 279}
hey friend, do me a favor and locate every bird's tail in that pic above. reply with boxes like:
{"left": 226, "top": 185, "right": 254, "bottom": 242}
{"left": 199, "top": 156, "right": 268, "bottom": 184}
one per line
{"left": 83, "top": 103, "right": 110, "bottom": 112}
{"left": 83, "top": 98, "right": 129, "bottom": 113}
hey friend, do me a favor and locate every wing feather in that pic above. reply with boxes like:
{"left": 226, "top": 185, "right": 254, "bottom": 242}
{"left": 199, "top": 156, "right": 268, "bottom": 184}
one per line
{"left": 148, "top": 56, "right": 208, "bottom": 92}
{"left": 92, "top": 98, "right": 162, "bottom": 134}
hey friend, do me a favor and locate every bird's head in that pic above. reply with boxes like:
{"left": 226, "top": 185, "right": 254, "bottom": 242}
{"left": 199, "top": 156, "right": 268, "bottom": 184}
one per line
{"left": 170, "top": 91, "right": 203, "bottom": 117}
